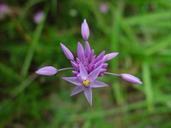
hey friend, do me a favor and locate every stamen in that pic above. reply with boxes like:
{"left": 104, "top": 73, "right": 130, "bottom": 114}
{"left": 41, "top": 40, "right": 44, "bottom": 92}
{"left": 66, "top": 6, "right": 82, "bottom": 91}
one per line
{"left": 104, "top": 72, "right": 120, "bottom": 77}
{"left": 83, "top": 80, "right": 89, "bottom": 87}
{"left": 58, "top": 67, "right": 73, "bottom": 72}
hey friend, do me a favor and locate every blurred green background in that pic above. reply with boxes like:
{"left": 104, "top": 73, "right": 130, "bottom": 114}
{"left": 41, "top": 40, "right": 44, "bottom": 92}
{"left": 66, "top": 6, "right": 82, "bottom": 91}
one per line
{"left": 1, "top": 0, "right": 171, "bottom": 127}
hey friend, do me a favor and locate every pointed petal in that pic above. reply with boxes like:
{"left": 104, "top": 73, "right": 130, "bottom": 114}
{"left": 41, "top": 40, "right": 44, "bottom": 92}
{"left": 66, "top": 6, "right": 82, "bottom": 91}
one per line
{"left": 77, "top": 42, "right": 85, "bottom": 61}
{"left": 84, "top": 88, "right": 92, "bottom": 106}
{"left": 94, "top": 51, "right": 105, "bottom": 62}
{"left": 71, "top": 86, "right": 84, "bottom": 96}
{"left": 79, "top": 62, "right": 88, "bottom": 80}
{"left": 103, "top": 52, "right": 119, "bottom": 61}
{"left": 60, "top": 43, "right": 74, "bottom": 60}
{"left": 35, "top": 66, "right": 57, "bottom": 76}
{"left": 94, "top": 60, "right": 103, "bottom": 68}
{"left": 62, "top": 77, "right": 81, "bottom": 86}
{"left": 92, "top": 80, "right": 109, "bottom": 88}
{"left": 81, "top": 19, "right": 90, "bottom": 40}
{"left": 88, "top": 65, "right": 102, "bottom": 82}
{"left": 85, "top": 41, "right": 91, "bottom": 58}
{"left": 70, "top": 61, "right": 78, "bottom": 70}
{"left": 120, "top": 74, "right": 142, "bottom": 84}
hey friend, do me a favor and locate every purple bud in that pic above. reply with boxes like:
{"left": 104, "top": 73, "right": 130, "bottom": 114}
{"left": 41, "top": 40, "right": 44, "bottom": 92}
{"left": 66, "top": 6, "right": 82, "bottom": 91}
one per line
{"left": 99, "top": 3, "right": 109, "bottom": 14}
{"left": 85, "top": 41, "right": 91, "bottom": 58}
{"left": 81, "top": 19, "right": 90, "bottom": 41}
{"left": 33, "top": 11, "right": 44, "bottom": 24}
{"left": 103, "top": 52, "right": 119, "bottom": 61}
{"left": 77, "top": 42, "right": 85, "bottom": 61}
{"left": 120, "top": 74, "right": 142, "bottom": 84}
{"left": 0, "top": 3, "right": 10, "bottom": 20}
{"left": 36, "top": 66, "right": 58, "bottom": 76}
{"left": 60, "top": 43, "right": 74, "bottom": 60}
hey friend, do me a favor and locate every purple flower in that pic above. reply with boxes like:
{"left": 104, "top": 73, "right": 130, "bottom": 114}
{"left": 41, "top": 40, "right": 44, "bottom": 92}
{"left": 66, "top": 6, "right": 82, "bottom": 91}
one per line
{"left": 99, "top": 3, "right": 109, "bottom": 14}
{"left": 63, "top": 63, "right": 108, "bottom": 105}
{"left": 36, "top": 19, "right": 142, "bottom": 106}
{"left": 0, "top": 3, "right": 10, "bottom": 20}
{"left": 33, "top": 11, "right": 44, "bottom": 24}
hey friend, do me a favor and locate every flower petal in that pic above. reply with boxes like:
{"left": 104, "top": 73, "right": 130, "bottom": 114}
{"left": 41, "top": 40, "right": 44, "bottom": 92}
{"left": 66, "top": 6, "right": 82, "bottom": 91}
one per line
{"left": 88, "top": 65, "right": 102, "bottom": 82}
{"left": 71, "top": 86, "right": 84, "bottom": 96}
{"left": 62, "top": 77, "right": 81, "bottom": 86}
{"left": 103, "top": 52, "right": 119, "bottom": 61}
{"left": 35, "top": 66, "right": 57, "bottom": 76}
{"left": 94, "top": 51, "right": 105, "bottom": 63}
{"left": 92, "top": 80, "right": 109, "bottom": 88}
{"left": 120, "top": 74, "right": 142, "bottom": 84}
{"left": 81, "top": 19, "right": 90, "bottom": 40}
{"left": 77, "top": 42, "right": 85, "bottom": 61}
{"left": 60, "top": 43, "right": 74, "bottom": 60}
{"left": 84, "top": 87, "right": 92, "bottom": 106}
{"left": 79, "top": 62, "right": 88, "bottom": 80}
{"left": 85, "top": 41, "right": 91, "bottom": 58}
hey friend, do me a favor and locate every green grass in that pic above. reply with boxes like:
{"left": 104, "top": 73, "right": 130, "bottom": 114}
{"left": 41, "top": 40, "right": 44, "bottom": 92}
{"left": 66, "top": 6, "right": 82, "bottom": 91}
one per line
{"left": 1, "top": 0, "right": 171, "bottom": 127}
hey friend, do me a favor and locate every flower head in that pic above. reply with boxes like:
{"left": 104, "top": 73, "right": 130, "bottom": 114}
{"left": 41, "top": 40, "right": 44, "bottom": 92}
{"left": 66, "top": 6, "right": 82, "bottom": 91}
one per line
{"left": 36, "top": 19, "right": 142, "bottom": 106}
{"left": 63, "top": 63, "right": 108, "bottom": 105}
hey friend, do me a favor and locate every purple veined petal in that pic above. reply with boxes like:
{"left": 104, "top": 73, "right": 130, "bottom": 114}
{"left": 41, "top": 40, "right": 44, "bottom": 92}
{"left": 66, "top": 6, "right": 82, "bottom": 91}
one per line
{"left": 103, "top": 52, "right": 119, "bottom": 61}
{"left": 77, "top": 42, "right": 85, "bottom": 61}
{"left": 62, "top": 77, "right": 82, "bottom": 86}
{"left": 81, "top": 19, "right": 90, "bottom": 41}
{"left": 84, "top": 87, "right": 92, "bottom": 106}
{"left": 85, "top": 41, "right": 91, "bottom": 58}
{"left": 35, "top": 66, "right": 57, "bottom": 76}
{"left": 71, "top": 86, "right": 84, "bottom": 96}
{"left": 60, "top": 43, "right": 74, "bottom": 60}
{"left": 79, "top": 62, "right": 88, "bottom": 80}
{"left": 92, "top": 80, "right": 109, "bottom": 88}
{"left": 120, "top": 74, "right": 142, "bottom": 84}
{"left": 88, "top": 65, "right": 102, "bottom": 82}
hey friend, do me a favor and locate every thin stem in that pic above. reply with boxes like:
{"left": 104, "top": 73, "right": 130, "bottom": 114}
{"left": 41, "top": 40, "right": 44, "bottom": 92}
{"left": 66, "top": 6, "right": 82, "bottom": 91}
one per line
{"left": 104, "top": 72, "right": 120, "bottom": 77}
{"left": 58, "top": 67, "right": 73, "bottom": 72}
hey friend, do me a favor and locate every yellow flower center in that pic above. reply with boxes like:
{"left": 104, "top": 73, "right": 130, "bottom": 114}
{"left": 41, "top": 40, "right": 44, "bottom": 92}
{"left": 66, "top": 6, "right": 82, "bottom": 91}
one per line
{"left": 83, "top": 80, "right": 89, "bottom": 87}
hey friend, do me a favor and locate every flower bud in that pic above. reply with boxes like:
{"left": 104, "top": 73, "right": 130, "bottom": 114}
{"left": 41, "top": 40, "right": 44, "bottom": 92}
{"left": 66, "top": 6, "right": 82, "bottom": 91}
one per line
{"left": 81, "top": 19, "right": 90, "bottom": 41}
{"left": 99, "top": 3, "right": 109, "bottom": 14}
{"left": 36, "top": 66, "right": 58, "bottom": 76}
{"left": 120, "top": 74, "right": 142, "bottom": 84}
{"left": 33, "top": 11, "right": 44, "bottom": 24}
{"left": 60, "top": 43, "right": 74, "bottom": 60}
{"left": 103, "top": 52, "right": 118, "bottom": 61}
